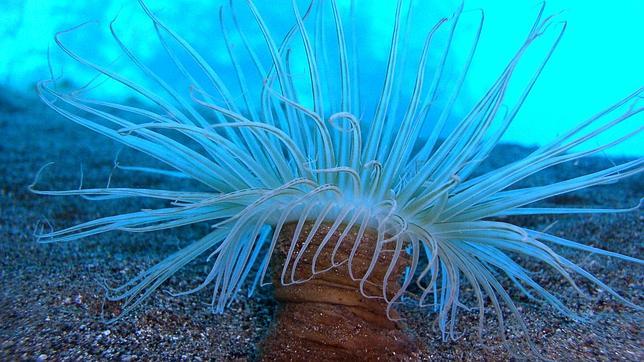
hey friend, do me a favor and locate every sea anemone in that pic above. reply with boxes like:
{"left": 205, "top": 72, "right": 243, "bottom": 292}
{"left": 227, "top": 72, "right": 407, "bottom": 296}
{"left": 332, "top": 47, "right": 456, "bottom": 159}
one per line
{"left": 32, "top": 0, "right": 642, "bottom": 359}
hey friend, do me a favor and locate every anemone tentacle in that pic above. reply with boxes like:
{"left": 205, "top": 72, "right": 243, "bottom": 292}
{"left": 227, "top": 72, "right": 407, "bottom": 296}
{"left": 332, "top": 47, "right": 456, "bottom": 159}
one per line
{"left": 35, "top": 0, "right": 642, "bottom": 346}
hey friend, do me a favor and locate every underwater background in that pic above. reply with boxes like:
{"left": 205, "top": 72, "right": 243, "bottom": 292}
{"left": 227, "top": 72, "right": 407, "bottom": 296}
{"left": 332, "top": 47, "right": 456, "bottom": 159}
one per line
{"left": 1, "top": 0, "right": 642, "bottom": 360}
{"left": 1, "top": 0, "right": 642, "bottom": 155}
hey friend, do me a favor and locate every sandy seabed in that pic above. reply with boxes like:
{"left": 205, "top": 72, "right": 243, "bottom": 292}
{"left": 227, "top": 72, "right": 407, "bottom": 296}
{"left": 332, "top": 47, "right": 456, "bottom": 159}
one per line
{"left": 1, "top": 89, "right": 642, "bottom": 361}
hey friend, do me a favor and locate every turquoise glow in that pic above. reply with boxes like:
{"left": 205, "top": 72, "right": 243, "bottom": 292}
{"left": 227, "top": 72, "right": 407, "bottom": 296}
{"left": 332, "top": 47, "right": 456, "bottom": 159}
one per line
{"left": 1, "top": 0, "right": 641, "bottom": 155}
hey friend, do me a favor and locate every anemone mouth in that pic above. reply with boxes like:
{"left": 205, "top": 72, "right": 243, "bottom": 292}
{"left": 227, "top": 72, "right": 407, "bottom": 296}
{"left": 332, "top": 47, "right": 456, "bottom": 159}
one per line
{"left": 32, "top": 0, "right": 643, "bottom": 357}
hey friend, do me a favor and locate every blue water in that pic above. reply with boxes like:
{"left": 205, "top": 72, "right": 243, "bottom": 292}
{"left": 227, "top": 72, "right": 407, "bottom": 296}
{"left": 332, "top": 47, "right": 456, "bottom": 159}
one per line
{"left": 1, "top": 0, "right": 642, "bottom": 156}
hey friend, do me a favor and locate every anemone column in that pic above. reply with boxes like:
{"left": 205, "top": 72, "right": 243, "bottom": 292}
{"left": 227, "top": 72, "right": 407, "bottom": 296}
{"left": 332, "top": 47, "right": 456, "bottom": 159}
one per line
{"left": 261, "top": 222, "right": 422, "bottom": 361}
